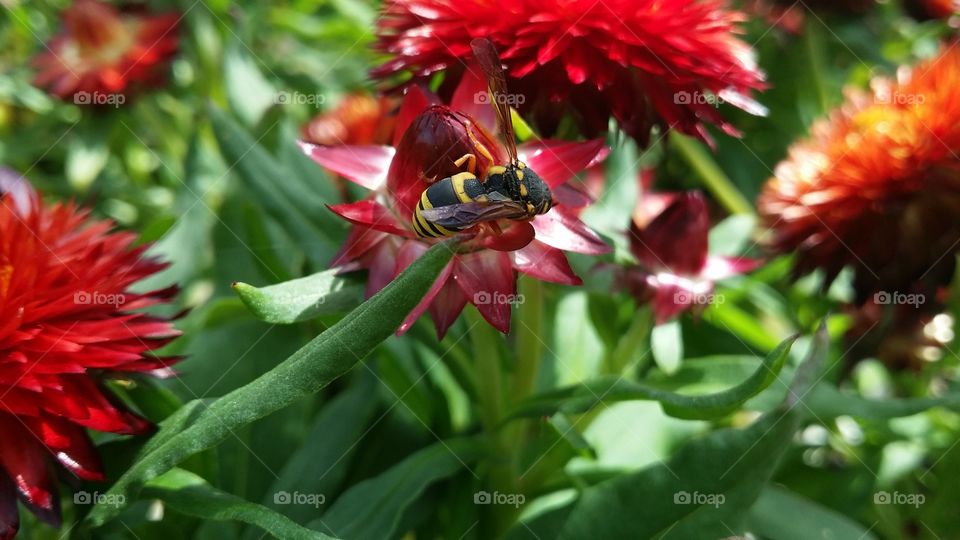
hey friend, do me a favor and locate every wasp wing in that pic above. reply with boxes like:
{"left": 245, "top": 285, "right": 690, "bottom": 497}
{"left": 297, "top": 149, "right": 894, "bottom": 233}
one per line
{"left": 470, "top": 38, "right": 518, "bottom": 163}
{"left": 420, "top": 200, "right": 528, "bottom": 229}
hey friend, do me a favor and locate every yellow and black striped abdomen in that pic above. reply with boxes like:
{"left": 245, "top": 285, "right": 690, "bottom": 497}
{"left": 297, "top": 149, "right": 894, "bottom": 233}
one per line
{"left": 412, "top": 172, "right": 487, "bottom": 238}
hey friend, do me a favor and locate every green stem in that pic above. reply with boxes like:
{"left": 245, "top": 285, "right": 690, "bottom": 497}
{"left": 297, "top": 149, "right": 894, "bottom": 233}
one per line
{"left": 513, "top": 277, "right": 545, "bottom": 402}
{"left": 669, "top": 132, "right": 753, "bottom": 216}
{"left": 606, "top": 307, "right": 653, "bottom": 375}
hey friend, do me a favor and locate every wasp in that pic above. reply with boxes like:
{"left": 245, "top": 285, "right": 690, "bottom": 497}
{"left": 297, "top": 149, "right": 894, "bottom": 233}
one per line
{"left": 412, "top": 38, "right": 553, "bottom": 239}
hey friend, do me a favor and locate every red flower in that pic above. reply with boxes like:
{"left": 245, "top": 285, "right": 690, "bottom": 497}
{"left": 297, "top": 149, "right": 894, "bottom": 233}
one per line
{"left": 372, "top": 0, "right": 767, "bottom": 146}
{"left": 618, "top": 182, "right": 758, "bottom": 323}
{"left": 905, "top": 0, "right": 959, "bottom": 20}
{"left": 301, "top": 72, "right": 610, "bottom": 337}
{"left": 0, "top": 169, "right": 180, "bottom": 538}
{"left": 33, "top": 0, "right": 179, "bottom": 102}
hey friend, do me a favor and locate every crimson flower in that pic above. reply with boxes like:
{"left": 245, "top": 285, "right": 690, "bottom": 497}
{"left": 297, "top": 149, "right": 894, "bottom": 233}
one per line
{"left": 301, "top": 93, "right": 398, "bottom": 147}
{"left": 372, "top": 0, "right": 767, "bottom": 146}
{"left": 0, "top": 169, "right": 180, "bottom": 538}
{"left": 33, "top": 0, "right": 179, "bottom": 102}
{"left": 301, "top": 72, "right": 610, "bottom": 337}
{"left": 618, "top": 184, "right": 759, "bottom": 323}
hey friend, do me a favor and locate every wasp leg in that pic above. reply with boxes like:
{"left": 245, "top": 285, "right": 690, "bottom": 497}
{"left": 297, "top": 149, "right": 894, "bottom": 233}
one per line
{"left": 453, "top": 153, "right": 477, "bottom": 175}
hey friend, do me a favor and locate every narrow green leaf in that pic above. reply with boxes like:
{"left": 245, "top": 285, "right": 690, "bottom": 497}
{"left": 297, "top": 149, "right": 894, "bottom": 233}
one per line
{"left": 310, "top": 438, "right": 482, "bottom": 540}
{"left": 551, "top": 324, "right": 829, "bottom": 539}
{"left": 746, "top": 485, "right": 879, "bottom": 540}
{"left": 509, "top": 334, "right": 796, "bottom": 421}
{"left": 233, "top": 269, "right": 365, "bottom": 323}
{"left": 143, "top": 469, "right": 335, "bottom": 540}
{"left": 209, "top": 106, "right": 338, "bottom": 264}
{"left": 548, "top": 413, "right": 596, "bottom": 459}
{"left": 806, "top": 384, "right": 960, "bottom": 420}
{"left": 85, "top": 242, "right": 455, "bottom": 527}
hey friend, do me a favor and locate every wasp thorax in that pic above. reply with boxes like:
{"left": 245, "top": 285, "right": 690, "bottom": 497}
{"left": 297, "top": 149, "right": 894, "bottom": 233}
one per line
{"left": 505, "top": 162, "right": 552, "bottom": 215}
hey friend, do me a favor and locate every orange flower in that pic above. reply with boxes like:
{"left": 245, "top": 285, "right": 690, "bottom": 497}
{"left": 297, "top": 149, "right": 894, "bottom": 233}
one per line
{"left": 301, "top": 93, "right": 397, "bottom": 146}
{"left": 759, "top": 46, "right": 960, "bottom": 303}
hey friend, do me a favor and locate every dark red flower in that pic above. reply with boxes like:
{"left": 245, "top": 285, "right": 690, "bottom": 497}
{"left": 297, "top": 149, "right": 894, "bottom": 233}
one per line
{"left": 33, "top": 0, "right": 179, "bottom": 102}
{"left": 618, "top": 183, "right": 759, "bottom": 323}
{"left": 301, "top": 72, "right": 610, "bottom": 337}
{"left": 372, "top": 0, "right": 767, "bottom": 146}
{"left": 302, "top": 93, "right": 398, "bottom": 146}
{"left": 904, "top": 0, "right": 959, "bottom": 20}
{"left": 0, "top": 169, "right": 180, "bottom": 538}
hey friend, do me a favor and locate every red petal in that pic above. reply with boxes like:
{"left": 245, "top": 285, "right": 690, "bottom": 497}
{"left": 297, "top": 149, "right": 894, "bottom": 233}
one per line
{"left": 398, "top": 247, "right": 456, "bottom": 336}
{"left": 298, "top": 142, "right": 394, "bottom": 191}
{"left": 519, "top": 139, "right": 608, "bottom": 188}
{"left": 332, "top": 226, "right": 389, "bottom": 266}
{"left": 553, "top": 183, "right": 593, "bottom": 209}
{"left": 454, "top": 251, "right": 516, "bottom": 334}
{"left": 450, "top": 68, "right": 498, "bottom": 134}
{"left": 24, "top": 416, "right": 104, "bottom": 482}
{"left": 630, "top": 191, "right": 708, "bottom": 275}
{"left": 513, "top": 241, "right": 582, "bottom": 285}
{"left": 393, "top": 85, "right": 439, "bottom": 146}
{"left": 427, "top": 274, "right": 468, "bottom": 340}
{"left": 327, "top": 200, "right": 412, "bottom": 237}
{"left": 532, "top": 208, "right": 610, "bottom": 254}
{"left": 0, "top": 473, "right": 19, "bottom": 540}
{"left": 476, "top": 222, "right": 536, "bottom": 252}
{"left": 0, "top": 416, "right": 60, "bottom": 527}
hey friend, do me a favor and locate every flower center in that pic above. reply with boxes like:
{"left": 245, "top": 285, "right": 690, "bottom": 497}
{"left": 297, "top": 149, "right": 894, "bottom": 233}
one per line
{"left": 64, "top": 0, "right": 134, "bottom": 65}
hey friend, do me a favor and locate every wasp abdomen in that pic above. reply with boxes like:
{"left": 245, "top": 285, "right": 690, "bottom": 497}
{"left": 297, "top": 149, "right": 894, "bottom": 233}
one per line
{"left": 412, "top": 172, "right": 488, "bottom": 238}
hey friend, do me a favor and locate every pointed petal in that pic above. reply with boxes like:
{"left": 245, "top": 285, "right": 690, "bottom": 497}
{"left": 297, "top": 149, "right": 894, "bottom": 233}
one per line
{"left": 455, "top": 251, "right": 516, "bottom": 334}
{"left": 451, "top": 68, "right": 498, "bottom": 134}
{"left": 428, "top": 277, "right": 468, "bottom": 340}
{"left": 299, "top": 143, "right": 394, "bottom": 191}
{"left": 0, "top": 416, "right": 60, "bottom": 527}
{"left": 513, "top": 240, "right": 582, "bottom": 285}
{"left": 365, "top": 238, "right": 402, "bottom": 298}
{"left": 25, "top": 416, "right": 104, "bottom": 482}
{"left": 532, "top": 208, "right": 610, "bottom": 254}
{"left": 332, "top": 226, "right": 389, "bottom": 266}
{"left": 327, "top": 200, "right": 413, "bottom": 237}
{"left": 398, "top": 248, "right": 456, "bottom": 336}
{"left": 0, "top": 473, "right": 18, "bottom": 540}
{"left": 553, "top": 183, "right": 593, "bottom": 209}
{"left": 702, "top": 256, "right": 762, "bottom": 281}
{"left": 393, "top": 85, "right": 439, "bottom": 146}
{"left": 519, "top": 139, "right": 608, "bottom": 188}
{"left": 630, "top": 191, "right": 709, "bottom": 275}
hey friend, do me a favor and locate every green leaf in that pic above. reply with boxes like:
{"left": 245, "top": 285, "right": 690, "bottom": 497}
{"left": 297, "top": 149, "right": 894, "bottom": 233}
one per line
{"left": 548, "top": 413, "right": 596, "bottom": 459}
{"left": 550, "top": 324, "right": 829, "bottom": 539}
{"left": 510, "top": 334, "right": 796, "bottom": 421}
{"left": 310, "top": 438, "right": 482, "bottom": 540}
{"left": 233, "top": 269, "right": 365, "bottom": 323}
{"left": 85, "top": 241, "right": 455, "bottom": 528}
{"left": 209, "top": 106, "right": 338, "bottom": 266}
{"left": 223, "top": 39, "right": 277, "bottom": 126}
{"left": 805, "top": 384, "right": 960, "bottom": 420}
{"left": 143, "top": 469, "right": 335, "bottom": 540}
{"left": 745, "top": 485, "right": 879, "bottom": 540}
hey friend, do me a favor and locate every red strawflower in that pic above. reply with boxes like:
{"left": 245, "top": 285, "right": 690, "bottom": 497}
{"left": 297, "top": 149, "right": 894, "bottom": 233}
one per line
{"left": 758, "top": 46, "right": 960, "bottom": 303}
{"left": 301, "top": 72, "right": 610, "bottom": 337}
{"left": 904, "top": 0, "right": 960, "bottom": 20}
{"left": 372, "top": 0, "right": 767, "bottom": 146}
{"left": 0, "top": 169, "right": 181, "bottom": 538}
{"left": 32, "top": 0, "right": 180, "bottom": 102}
{"left": 618, "top": 180, "right": 759, "bottom": 323}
